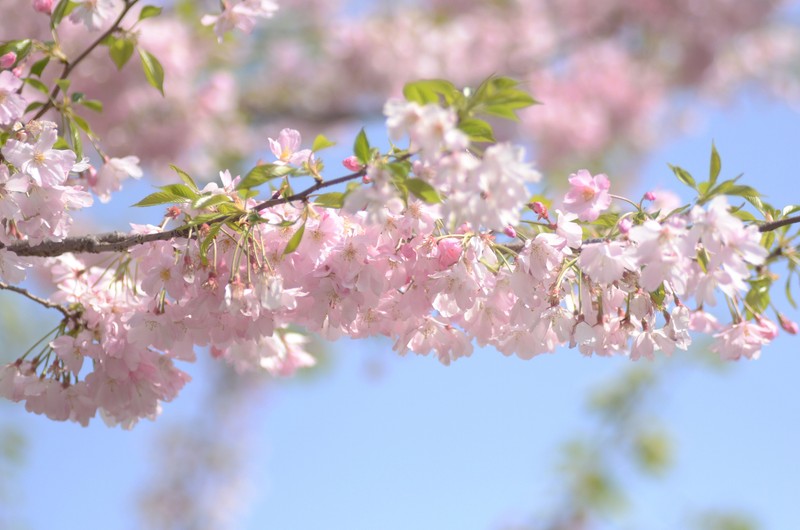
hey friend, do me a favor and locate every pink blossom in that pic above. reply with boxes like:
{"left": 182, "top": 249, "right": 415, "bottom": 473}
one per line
{"left": 202, "top": 0, "right": 279, "bottom": 42}
{"left": 268, "top": 128, "right": 313, "bottom": 166}
{"left": 0, "top": 71, "right": 25, "bottom": 126}
{"left": 563, "top": 169, "right": 612, "bottom": 221}
{"left": 69, "top": 0, "right": 122, "bottom": 30}
{"left": 711, "top": 321, "right": 771, "bottom": 360}
{"left": 436, "top": 238, "right": 462, "bottom": 268}
{"left": 578, "top": 241, "right": 636, "bottom": 284}
{"left": 779, "top": 314, "right": 799, "bottom": 335}
{"left": 2, "top": 128, "right": 76, "bottom": 187}
{"left": 91, "top": 156, "right": 143, "bottom": 202}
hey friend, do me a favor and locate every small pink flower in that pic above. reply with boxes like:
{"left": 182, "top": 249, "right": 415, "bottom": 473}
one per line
{"left": 618, "top": 217, "right": 632, "bottom": 234}
{"left": 530, "top": 201, "right": 549, "bottom": 219}
{"left": 644, "top": 191, "right": 657, "bottom": 201}
{"left": 268, "top": 128, "right": 313, "bottom": 166}
{"left": 563, "top": 169, "right": 612, "bottom": 221}
{"left": 437, "top": 238, "right": 462, "bottom": 268}
{"left": 503, "top": 225, "right": 517, "bottom": 238}
{"left": 0, "top": 52, "right": 16, "bottom": 69}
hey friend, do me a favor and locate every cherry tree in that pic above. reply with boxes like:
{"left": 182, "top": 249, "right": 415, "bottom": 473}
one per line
{"left": 0, "top": 0, "right": 799, "bottom": 432}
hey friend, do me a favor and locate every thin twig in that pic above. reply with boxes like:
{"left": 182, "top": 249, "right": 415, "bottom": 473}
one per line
{"left": 759, "top": 215, "right": 800, "bottom": 233}
{"left": 0, "top": 281, "right": 71, "bottom": 318}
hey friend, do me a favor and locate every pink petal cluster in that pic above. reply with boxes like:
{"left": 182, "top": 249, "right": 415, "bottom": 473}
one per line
{"left": 202, "top": 0, "right": 279, "bottom": 42}
{"left": 563, "top": 169, "right": 612, "bottom": 221}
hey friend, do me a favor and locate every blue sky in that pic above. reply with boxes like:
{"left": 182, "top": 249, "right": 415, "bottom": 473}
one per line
{"left": 5, "top": 92, "right": 800, "bottom": 530}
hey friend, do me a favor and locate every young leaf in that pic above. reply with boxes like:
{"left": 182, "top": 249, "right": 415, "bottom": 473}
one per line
{"left": 170, "top": 165, "right": 199, "bottom": 191}
{"left": 193, "top": 194, "right": 233, "bottom": 210}
{"left": 199, "top": 222, "right": 223, "bottom": 265}
{"left": 403, "top": 79, "right": 461, "bottom": 106}
{"left": 138, "top": 49, "right": 164, "bottom": 95}
{"left": 354, "top": 128, "right": 371, "bottom": 165}
{"left": 51, "top": 0, "right": 75, "bottom": 28}
{"left": 108, "top": 37, "right": 135, "bottom": 70}
{"left": 312, "top": 134, "right": 336, "bottom": 152}
{"left": 159, "top": 183, "right": 200, "bottom": 201}
{"left": 139, "top": 5, "right": 163, "bottom": 20}
{"left": 406, "top": 178, "right": 442, "bottom": 204}
{"left": 283, "top": 222, "right": 306, "bottom": 255}
{"left": 709, "top": 141, "right": 721, "bottom": 188}
{"left": 133, "top": 191, "right": 190, "bottom": 207}
{"left": 30, "top": 56, "right": 50, "bottom": 77}
{"left": 314, "top": 192, "right": 345, "bottom": 208}
{"left": 458, "top": 118, "right": 495, "bottom": 143}
{"left": 79, "top": 99, "right": 103, "bottom": 113}
{"left": 0, "top": 39, "right": 32, "bottom": 63}
{"left": 236, "top": 164, "right": 293, "bottom": 190}
{"left": 668, "top": 164, "right": 696, "bottom": 190}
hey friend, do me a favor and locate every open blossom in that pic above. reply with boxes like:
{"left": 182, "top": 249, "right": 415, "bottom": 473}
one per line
{"left": 0, "top": 71, "right": 25, "bottom": 126}
{"left": 2, "top": 127, "right": 76, "bottom": 187}
{"left": 563, "top": 169, "right": 612, "bottom": 221}
{"left": 91, "top": 156, "right": 143, "bottom": 203}
{"left": 69, "top": 0, "right": 122, "bottom": 30}
{"left": 268, "top": 128, "right": 312, "bottom": 166}
{"left": 711, "top": 321, "right": 772, "bottom": 360}
{"left": 384, "top": 100, "right": 468, "bottom": 160}
{"left": 578, "top": 241, "right": 636, "bottom": 284}
{"left": 202, "top": 0, "right": 278, "bottom": 42}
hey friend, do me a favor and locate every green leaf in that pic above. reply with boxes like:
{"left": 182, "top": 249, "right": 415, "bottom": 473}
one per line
{"left": 71, "top": 114, "right": 90, "bottom": 133}
{"left": 314, "top": 192, "right": 345, "bottom": 208}
{"left": 405, "top": 178, "right": 442, "bottom": 204}
{"left": 159, "top": 183, "right": 199, "bottom": 201}
{"left": 68, "top": 121, "right": 82, "bottom": 157}
{"left": 236, "top": 164, "right": 293, "bottom": 190}
{"left": 139, "top": 5, "right": 163, "bottom": 20}
{"left": 709, "top": 141, "right": 721, "bottom": 188}
{"left": 403, "top": 79, "right": 462, "bottom": 106}
{"left": 469, "top": 76, "right": 537, "bottom": 121}
{"left": 24, "top": 101, "right": 44, "bottom": 114}
{"left": 24, "top": 77, "right": 50, "bottom": 95}
{"left": 283, "top": 222, "right": 306, "bottom": 255}
{"left": 199, "top": 222, "right": 223, "bottom": 265}
{"left": 668, "top": 164, "right": 696, "bottom": 190}
{"left": 192, "top": 194, "right": 233, "bottom": 210}
{"left": 458, "top": 118, "right": 495, "bottom": 143}
{"left": 133, "top": 191, "right": 191, "bottom": 207}
{"left": 79, "top": 99, "right": 103, "bottom": 113}
{"left": 108, "top": 37, "right": 135, "bottom": 70}
{"left": 138, "top": 48, "right": 164, "bottom": 95}
{"left": 51, "top": 0, "right": 76, "bottom": 27}
{"left": 354, "top": 128, "right": 371, "bottom": 165}
{"left": 170, "top": 165, "right": 199, "bottom": 191}
{"left": 786, "top": 273, "right": 797, "bottom": 309}
{"left": 30, "top": 56, "right": 50, "bottom": 77}
{"left": 55, "top": 78, "right": 70, "bottom": 93}
{"left": 311, "top": 134, "right": 336, "bottom": 152}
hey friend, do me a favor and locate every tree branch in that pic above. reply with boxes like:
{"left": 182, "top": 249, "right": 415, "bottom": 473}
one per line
{"left": 759, "top": 215, "right": 800, "bottom": 233}
{"left": 0, "top": 281, "right": 71, "bottom": 318}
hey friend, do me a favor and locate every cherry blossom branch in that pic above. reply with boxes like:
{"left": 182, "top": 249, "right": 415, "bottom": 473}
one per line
{"left": 1, "top": 166, "right": 371, "bottom": 258}
{"left": 32, "top": 0, "right": 139, "bottom": 121}
{"left": 759, "top": 215, "right": 800, "bottom": 233}
{"left": 0, "top": 281, "right": 70, "bottom": 319}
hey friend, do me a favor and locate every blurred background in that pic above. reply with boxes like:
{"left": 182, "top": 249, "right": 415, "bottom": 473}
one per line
{"left": 2, "top": 0, "right": 800, "bottom": 528}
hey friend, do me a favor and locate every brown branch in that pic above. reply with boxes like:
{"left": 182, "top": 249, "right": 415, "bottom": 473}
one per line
{"left": 759, "top": 215, "right": 800, "bottom": 233}
{"left": 32, "top": 0, "right": 139, "bottom": 121}
{"left": 0, "top": 281, "right": 71, "bottom": 318}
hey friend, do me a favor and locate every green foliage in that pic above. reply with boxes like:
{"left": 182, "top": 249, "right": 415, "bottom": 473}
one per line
{"left": 0, "top": 39, "right": 33, "bottom": 67}
{"left": 283, "top": 221, "right": 305, "bottom": 255}
{"left": 139, "top": 5, "right": 163, "bottom": 20}
{"left": 314, "top": 192, "right": 345, "bottom": 209}
{"left": 353, "top": 128, "right": 371, "bottom": 165}
{"left": 138, "top": 49, "right": 165, "bottom": 95}
{"left": 107, "top": 36, "right": 135, "bottom": 70}
{"left": 312, "top": 134, "right": 336, "bottom": 152}
{"left": 236, "top": 164, "right": 294, "bottom": 190}
{"left": 51, "top": 0, "right": 76, "bottom": 28}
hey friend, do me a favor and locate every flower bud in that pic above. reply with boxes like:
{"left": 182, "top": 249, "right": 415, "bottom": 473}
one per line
{"left": 644, "top": 191, "right": 656, "bottom": 201}
{"left": 0, "top": 52, "right": 16, "bottom": 69}
{"left": 779, "top": 314, "right": 799, "bottom": 335}
{"left": 503, "top": 225, "right": 517, "bottom": 238}
{"left": 342, "top": 156, "right": 363, "bottom": 172}
{"left": 618, "top": 217, "right": 632, "bottom": 234}
{"left": 33, "top": 0, "right": 55, "bottom": 14}
{"left": 436, "top": 238, "right": 462, "bottom": 268}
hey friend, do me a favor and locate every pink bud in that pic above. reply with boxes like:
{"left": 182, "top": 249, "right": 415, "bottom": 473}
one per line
{"left": 503, "top": 225, "right": 517, "bottom": 238}
{"left": 530, "top": 201, "right": 549, "bottom": 219}
{"left": 33, "top": 0, "right": 55, "bottom": 14}
{"left": 779, "top": 314, "right": 799, "bottom": 335}
{"left": 0, "top": 52, "right": 16, "bottom": 69}
{"left": 618, "top": 217, "right": 632, "bottom": 234}
{"left": 342, "top": 156, "right": 363, "bottom": 172}
{"left": 436, "top": 238, "right": 462, "bottom": 268}
{"left": 644, "top": 191, "right": 657, "bottom": 201}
